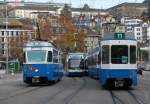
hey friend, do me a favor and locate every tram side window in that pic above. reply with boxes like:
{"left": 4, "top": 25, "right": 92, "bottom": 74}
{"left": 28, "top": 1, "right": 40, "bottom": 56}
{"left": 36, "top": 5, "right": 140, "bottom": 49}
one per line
{"left": 92, "top": 56, "right": 95, "bottom": 65}
{"left": 53, "top": 50, "right": 58, "bottom": 63}
{"left": 94, "top": 55, "right": 98, "bottom": 65}
{"left": 59, "top": 53, "right": 63, "bottom": 64}
{"left": 102, "top": 45, "right": 109, "bottom": 64}
{"left": 88, "top": 56, "right": 92, "bottom": 66}
{"left": 88, "top": 57, "right": 90, "bottom": 65}
{"left": 130, "top": 46, "right": 136, "bottom": 64}
{"left": 98, "top": 51, "right": 101, "bottom": 64}
{"left": 47, "top": 51, "right": 52, "bottom": 62}
{"left": 59, "top": 53, "right": 61, "bottom": 63}
{"left": 23, "top": 52, "right": 26, "bottom": 62}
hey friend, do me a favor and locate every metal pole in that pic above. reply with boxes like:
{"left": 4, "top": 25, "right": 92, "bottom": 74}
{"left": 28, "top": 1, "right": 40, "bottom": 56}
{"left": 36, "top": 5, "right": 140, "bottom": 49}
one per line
{"left": 34, "top": 17, "right": 37, "bottom": 39}
{"left": 5, "top": 0, "right": 9, "bottom": 74}
{"left": 148, "top": 39, "right": 150, "bottom": 65}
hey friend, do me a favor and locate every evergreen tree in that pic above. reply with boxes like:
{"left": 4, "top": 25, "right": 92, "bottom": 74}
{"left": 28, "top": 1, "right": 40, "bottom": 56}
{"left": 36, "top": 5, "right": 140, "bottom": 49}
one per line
{"left": 60, "top": 4, "right": 72, "bottom": 18}
{"left": 141, "top": 1, "right": 150, "bottom": 22}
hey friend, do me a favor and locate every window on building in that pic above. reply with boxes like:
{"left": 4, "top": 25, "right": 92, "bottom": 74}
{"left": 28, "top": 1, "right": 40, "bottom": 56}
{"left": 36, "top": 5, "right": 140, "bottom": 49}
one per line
{"left": 1, "top": 31, "right": 4, "bottom": 36}
{"left": 137, "top": 37, "right": 141, "bottom": 40}
{"left": 136, "top": 28, "right": 141, "bottom": 31}
{"left": 7, "top": 31, "right": 9, "bottom": 36}
{"left": 139, "top": 37, "right": 141, "bottom": 40}
{"left": 16, "top": 32, "right": 18, "bottom": 36}
{"left": 2, "top": 38, "right": 4, "bottom": 42}
{"left": 11, "top": 31, "right": 14, "bottom": 36}
{"left": 137, "top": 33, "right": 141, "bottom": 35}
{"left": 2, "top": 50, "right": 4, "bottom": 54}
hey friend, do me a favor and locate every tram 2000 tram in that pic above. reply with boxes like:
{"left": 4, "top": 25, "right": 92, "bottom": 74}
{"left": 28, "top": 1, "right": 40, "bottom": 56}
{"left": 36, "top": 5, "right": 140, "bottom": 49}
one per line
{"left": 88, "top": 32, "right": 137, "bottom": 88}
{"left": 22, "top": 40, "right": 64, "bottom": 84}
{"left": 67, "top": 52, "right": 87, "bottom": 76}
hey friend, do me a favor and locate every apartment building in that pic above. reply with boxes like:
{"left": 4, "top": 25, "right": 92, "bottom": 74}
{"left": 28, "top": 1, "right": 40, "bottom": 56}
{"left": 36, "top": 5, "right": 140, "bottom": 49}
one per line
{"left": 0, "top": 18, "right": 33, "bottom": 57}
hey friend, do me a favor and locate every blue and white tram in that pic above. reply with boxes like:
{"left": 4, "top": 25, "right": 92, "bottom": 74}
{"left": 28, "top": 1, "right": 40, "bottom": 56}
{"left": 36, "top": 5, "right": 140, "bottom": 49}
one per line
{"left": 22, "top": 40, "right": 64, "bottom": 84}
{"left": 88, "top": 47, "right": 100, "bottom": 79}
{"left": 88, "top": 33, "right": 137, "bottom": 87}
{"left": 67, "top": 52, "right": 86, "bottom": 77}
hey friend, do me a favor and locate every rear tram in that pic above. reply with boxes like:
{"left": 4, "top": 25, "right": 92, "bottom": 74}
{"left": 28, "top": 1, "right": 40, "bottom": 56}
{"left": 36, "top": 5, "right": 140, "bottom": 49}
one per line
{"left": 67, "top": 52, "right": 87, "bottom": 77}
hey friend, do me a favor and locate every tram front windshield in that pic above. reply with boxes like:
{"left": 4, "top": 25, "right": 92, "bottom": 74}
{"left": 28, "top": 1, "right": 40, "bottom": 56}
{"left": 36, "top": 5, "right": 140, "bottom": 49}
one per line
{"left": 27, "top": 51, "right": 46, "bottom": 62}
{"left": 111, "top": 45, "right": 128, "bottom": 64}
{"left": 68, "top": 56, "right": 82, "bottom": 69}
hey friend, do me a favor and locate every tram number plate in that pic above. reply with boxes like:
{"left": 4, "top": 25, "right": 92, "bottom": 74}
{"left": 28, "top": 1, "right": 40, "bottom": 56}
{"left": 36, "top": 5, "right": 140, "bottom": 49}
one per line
{"left": 32, "top": 77, "right": 40, "bottom": 83}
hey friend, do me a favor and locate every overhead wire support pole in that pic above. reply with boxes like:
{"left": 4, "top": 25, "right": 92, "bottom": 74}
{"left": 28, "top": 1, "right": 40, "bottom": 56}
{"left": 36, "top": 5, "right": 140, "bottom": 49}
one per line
{"left": 148, "top": 0, "right": 150, "bottom": 65}
{"left": 5, "top": 0, "right": 9, "bottom": 74}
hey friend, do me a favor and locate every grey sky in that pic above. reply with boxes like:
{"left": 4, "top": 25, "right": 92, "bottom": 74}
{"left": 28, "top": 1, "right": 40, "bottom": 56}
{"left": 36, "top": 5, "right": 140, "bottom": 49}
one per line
{"left": 7, "top": 0, "right": 145, "bottom": 9}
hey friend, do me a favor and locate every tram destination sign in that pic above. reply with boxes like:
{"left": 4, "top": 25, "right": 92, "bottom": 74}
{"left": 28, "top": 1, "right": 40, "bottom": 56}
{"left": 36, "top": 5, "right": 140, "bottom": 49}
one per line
{"left": 114, "top": 33, "right": 125, "bottom": 39}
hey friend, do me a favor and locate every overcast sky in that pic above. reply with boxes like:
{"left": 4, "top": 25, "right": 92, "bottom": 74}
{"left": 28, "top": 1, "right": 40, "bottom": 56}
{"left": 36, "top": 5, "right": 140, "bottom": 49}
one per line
{"left": 6, "top": 0, "right": 145, "bottom": 9}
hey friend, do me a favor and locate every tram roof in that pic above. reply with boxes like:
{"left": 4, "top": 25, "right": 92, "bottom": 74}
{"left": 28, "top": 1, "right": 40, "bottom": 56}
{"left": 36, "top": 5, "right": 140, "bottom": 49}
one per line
{"left": 102, "top": 32, "right": 136, "bottom": 41}
{"left": 68, "top": 52, "right": 86, "bottom": 59}
{"left": 24, "top": 40, "right": 56, "bottom": 48}
{"left": 68, "top": 52, "right": 85, "bottom": 55}
{"left": 23, "top": 40, "right": 62, "bottom": 52}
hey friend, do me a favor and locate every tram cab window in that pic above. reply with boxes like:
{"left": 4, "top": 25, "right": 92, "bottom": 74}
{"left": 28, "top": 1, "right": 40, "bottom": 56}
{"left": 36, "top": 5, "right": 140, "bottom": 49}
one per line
{"left": 47, "top": 51, "right": 52, "bottom": 62}
{"left": 27, "top": 51, "right": 46, "bottom": 62}
{"left": 102, "top": 45, "right": 109, "bottom": 64}
{"left": 111, "top": 45, "right": 128, "bottom": 64}
{"left": 130, "top": 46, "right": 136, "bottom": 64}
{"left": 53, "top": 50, "right": 58, "bottom": 63}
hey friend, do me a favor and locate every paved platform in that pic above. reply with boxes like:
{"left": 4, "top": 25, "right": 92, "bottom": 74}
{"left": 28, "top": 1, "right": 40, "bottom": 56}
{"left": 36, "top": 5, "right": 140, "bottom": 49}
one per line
{"left": 0, "top": 73, "right": 22, "bottom": 83}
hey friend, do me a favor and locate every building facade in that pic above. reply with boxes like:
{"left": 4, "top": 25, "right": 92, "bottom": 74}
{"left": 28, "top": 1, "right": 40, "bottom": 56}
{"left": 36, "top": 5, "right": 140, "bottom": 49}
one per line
{"left": 107, "top": 2, "right": 148, "bottom": 20}
{"left": 0, "top": 18, "right": 33, "bottom": 58}
{"left": 134, "top": 26, "right": 143, "bottom": 42}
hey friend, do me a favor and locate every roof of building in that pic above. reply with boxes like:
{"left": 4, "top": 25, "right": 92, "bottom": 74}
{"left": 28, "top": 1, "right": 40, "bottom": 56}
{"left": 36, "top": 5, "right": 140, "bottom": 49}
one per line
{"left": 0, "top": 18, "right": 23, "bottom": 26}
{"left": 86, "top": 27, "right": 99, "bottom": 36}
{"left": 8, "top": 1, "right": 66, "bottom": 7}
{"left": 71, "top": 8, "right": 105, "bottom": 12}
{"left": 143, "top": 0, "right": 150, "bottom": 4}
{"left": 15, "top": 5, "right": 59, "bottom": 11}
{"left": 107, "top": 2, "right": 148, "bottom": 10}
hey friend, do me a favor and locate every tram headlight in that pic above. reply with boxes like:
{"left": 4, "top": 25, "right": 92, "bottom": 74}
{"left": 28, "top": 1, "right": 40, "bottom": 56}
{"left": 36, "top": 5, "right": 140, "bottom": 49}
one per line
{"left": 35, "top": 69, "right": 39, "bottom": 72}
{"left": 28, "top": 66, "right": 33, "bottom": 71}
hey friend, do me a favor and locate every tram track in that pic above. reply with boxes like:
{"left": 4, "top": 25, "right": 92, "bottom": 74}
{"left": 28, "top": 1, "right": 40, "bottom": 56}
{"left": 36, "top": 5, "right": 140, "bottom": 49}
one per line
{"left": 42, "top": 77, "right": 86, "bottom": 104}
{"left": 63, "top": 78, "right": 86, "bottom": 104}
{"left": 127, "top": 90, "right": 146, "bottom": 104}
{"left": 109, "top": 90, "right": 147, "bottom": 104}
{"left": 0, "top": 85, "right": 42, "bottom": 101}
{"left": 39, "top": 77, "right": 78, "bottom": 104}
{"left": 110, "top": 90, "right": 126, "bottom": 104}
